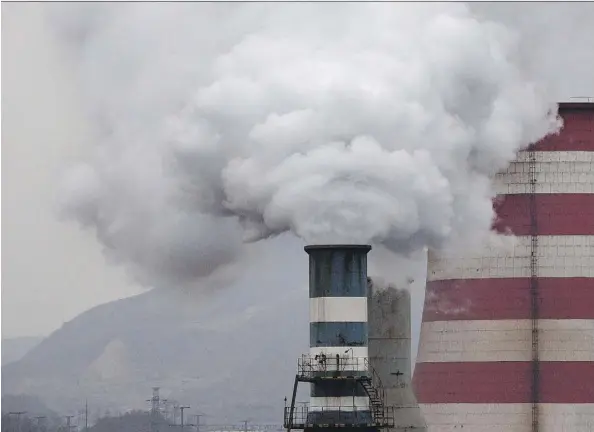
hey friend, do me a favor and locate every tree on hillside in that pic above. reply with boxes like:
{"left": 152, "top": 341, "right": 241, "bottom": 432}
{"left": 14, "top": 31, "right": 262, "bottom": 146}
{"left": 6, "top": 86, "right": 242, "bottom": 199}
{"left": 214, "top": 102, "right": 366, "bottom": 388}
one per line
{"left": 88, "top": 410, "right": 168, "bottom": 432}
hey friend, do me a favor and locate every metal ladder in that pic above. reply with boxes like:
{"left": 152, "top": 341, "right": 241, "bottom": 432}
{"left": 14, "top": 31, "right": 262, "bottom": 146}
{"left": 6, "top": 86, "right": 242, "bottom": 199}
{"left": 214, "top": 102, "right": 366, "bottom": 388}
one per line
{"left": 358, "top": 363, "right": 387, "bottom": 424}
{"left": 528, "top": 147, "right": 540, "bottom": 432}
{"left": 359, "top": 376, "right": 385, "bottom": 423}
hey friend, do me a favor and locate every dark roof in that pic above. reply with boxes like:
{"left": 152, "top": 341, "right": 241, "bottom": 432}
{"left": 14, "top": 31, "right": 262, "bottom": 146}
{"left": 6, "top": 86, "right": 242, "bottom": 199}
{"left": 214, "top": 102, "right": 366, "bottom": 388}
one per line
{"left": 558, "top": 102, "right": 594, "bottom": 112}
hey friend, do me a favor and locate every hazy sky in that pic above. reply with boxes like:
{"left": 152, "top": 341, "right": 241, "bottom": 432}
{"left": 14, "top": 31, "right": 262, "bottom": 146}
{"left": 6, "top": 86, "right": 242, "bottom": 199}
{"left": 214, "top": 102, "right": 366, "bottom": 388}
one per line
{"left": 3, "top": 2, "right": 427, "bottom": 340}
{"left": 3, "top": 2, "right": 594, "bottom": 340}
{"left": 2, "top": 3, "right": 143, "bottom": 338}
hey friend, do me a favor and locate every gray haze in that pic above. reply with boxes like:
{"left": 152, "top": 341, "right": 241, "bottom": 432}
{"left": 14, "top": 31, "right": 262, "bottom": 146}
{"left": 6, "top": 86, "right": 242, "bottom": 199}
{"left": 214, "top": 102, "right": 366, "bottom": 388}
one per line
{"left": 2, "top": 3, "right": 142, "bottom": 338}
{"left": 470, "top": 2, "right": 594, "bottom": 98}
{"left": 1, "top": 337, "right": 43, "bottom": 365}
{"left": 2, "top": 4, "right": 593, "bottom": 413}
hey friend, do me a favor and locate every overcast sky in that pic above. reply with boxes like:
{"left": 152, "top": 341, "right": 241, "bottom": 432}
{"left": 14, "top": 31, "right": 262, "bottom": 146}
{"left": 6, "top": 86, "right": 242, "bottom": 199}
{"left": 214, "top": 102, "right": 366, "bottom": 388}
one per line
{"left": 3, "top": 2, "right": 593, "bottom": 340}
{"left": 2, "top": 3, "right": 143, "bottom": 338}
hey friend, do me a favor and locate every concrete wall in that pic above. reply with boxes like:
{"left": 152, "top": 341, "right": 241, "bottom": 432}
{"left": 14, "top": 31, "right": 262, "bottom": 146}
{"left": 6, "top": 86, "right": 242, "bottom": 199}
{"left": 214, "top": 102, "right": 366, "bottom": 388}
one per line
{"left": 368, "top": 280, "right": 427, "bottom": 431}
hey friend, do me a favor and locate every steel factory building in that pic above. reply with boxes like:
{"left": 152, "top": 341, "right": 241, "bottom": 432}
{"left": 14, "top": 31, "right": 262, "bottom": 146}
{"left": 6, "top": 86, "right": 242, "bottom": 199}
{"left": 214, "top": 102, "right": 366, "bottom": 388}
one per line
{"left": 413, "top": 102, "right": 594, "bottom": 431}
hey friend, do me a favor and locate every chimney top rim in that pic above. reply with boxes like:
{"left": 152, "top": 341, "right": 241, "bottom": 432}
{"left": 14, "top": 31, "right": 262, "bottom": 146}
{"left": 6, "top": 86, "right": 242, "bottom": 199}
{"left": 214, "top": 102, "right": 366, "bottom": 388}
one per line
{"left": 304, "top": 244, "right": 372, "bottom": 253}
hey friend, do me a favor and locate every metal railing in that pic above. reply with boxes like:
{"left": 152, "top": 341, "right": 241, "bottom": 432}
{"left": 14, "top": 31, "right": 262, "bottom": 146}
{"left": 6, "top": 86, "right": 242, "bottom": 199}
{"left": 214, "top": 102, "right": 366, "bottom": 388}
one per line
{"left": 298, "top": 354, "right": 369, "bottom": 378}
{"left": 283, "top": 405, "right": 395, "bottom": 429}
{"left": 297, "top": 355, "right": 386, "bottom": 406}
{"left": 291, "top": 354, "right": 393, "bottom": 429}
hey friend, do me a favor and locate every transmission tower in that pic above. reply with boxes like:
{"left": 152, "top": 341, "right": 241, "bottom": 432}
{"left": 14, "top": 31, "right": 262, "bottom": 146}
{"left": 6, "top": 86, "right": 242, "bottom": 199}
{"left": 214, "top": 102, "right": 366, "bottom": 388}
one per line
{"left": 34, "top": 416, "right": 47, "bottom": 432}
{"left": 147, "top": 387, "right": 168, "bottom": 432}
{"left": 64, "top": 415, "right": 77, "bottom": 432}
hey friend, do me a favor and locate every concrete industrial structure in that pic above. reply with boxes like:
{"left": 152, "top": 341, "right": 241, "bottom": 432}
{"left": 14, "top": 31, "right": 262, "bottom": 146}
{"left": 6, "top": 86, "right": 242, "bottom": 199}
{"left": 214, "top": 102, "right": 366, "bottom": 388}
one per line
{"left": 284, "top": 245, "right": 428, "bottom": 432}
{"left": 413, "top": 102, "right": 594, "bottom": 431}
{"left": 367, "top": 281, "right": 426, "bottom": 432}
{"left": 284, "top": 245, "right": 397, "bottom": 432}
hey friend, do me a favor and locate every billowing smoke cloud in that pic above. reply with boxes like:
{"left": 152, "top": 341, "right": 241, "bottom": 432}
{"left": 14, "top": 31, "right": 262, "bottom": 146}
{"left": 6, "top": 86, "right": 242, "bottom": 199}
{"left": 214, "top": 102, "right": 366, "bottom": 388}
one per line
{"left": 49, "top": 2, "right": 561, "bottom": 289}
{"left": 469, "top": 2, "right": 594, "bottom": 100}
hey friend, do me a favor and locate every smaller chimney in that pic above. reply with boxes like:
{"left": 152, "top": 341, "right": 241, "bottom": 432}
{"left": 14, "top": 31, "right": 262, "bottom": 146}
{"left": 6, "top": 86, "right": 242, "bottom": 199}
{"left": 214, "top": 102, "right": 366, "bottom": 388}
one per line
{"left": 306, "top": 244, "right": 372, "bottom": 426}
{"left": 368, "top": 279, "right": 427, "bottom": 431}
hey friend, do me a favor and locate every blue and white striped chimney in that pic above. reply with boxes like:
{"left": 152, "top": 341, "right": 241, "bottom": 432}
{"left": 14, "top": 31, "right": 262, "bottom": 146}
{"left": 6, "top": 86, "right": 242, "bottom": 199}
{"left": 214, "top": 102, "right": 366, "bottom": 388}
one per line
{"left": 305, "top": 244, "right": 372, "bottom": 425}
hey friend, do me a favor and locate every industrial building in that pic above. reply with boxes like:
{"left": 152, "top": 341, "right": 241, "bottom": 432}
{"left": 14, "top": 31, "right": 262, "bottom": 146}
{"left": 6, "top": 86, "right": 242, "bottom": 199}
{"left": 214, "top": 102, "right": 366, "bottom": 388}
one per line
{"left": 284, "top": 245, "right": 426, "bottom": 432}
{"left": 413, "top": 102, "right": 594, "bottom": 431}
{"left": 367, "top": 281, "right": 426, "bottom": 432}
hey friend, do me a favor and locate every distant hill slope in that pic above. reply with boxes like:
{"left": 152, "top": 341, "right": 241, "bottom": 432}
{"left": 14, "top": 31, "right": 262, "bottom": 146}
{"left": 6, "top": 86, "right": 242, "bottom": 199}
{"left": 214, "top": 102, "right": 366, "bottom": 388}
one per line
{"left": 1, "top": 237, "right": 426, "bottom": 424}
{"left": 1, "top": 237, "right": 310, "bottom": 423}
{"left": 2, "top": 336, "right": 44, "bottom": 365}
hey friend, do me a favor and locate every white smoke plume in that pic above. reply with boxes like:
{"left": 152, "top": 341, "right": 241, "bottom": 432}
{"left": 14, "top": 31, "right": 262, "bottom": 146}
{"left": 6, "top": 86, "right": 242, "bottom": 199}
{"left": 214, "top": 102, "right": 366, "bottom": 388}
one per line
{"left": 49, "top": 3, "right": 561, "bottom": 289}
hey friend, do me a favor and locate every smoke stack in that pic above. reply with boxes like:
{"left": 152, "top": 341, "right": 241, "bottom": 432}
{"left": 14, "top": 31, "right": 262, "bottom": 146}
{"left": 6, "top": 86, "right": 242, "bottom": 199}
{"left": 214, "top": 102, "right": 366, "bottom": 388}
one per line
{"left": 306, "top": 244, "right": 372, "bottom": 425}
{"left": 367, "top": 281, "right": 427, "bottom": 431}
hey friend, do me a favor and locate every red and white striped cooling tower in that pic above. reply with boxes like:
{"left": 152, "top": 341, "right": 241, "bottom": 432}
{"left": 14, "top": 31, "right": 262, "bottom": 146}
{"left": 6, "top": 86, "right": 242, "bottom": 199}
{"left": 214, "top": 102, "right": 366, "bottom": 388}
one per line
{"left": 413, "top": 102, "right": 594, "bottom": 431}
